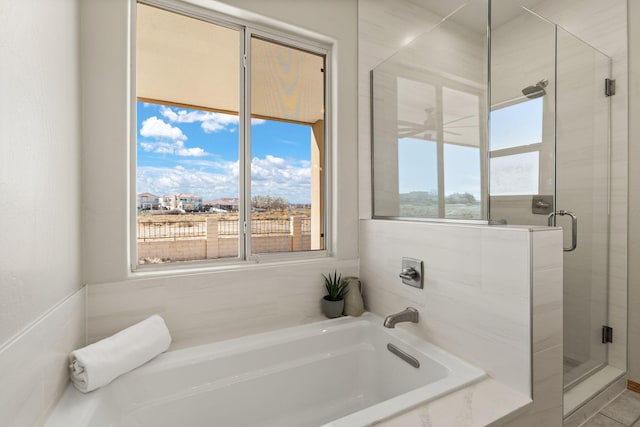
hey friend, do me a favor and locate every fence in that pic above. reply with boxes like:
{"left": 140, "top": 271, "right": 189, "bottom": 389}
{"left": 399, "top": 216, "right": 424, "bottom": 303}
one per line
{"left": 137, "top": 217, "right": 312, "bottom": 263}
{"left": 139, "top": 218, "right": 311, "bottom": 240}
{"left": 137, "top": 221, "right": 207, "bottom": 241}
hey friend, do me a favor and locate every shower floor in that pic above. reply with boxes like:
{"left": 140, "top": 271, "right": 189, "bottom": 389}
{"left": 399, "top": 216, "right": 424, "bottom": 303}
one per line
{"left": 564, "top": 357, "right": 606, "bottom": 390}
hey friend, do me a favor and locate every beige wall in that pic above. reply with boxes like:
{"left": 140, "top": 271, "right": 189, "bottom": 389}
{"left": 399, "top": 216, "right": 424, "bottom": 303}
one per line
{"left": 0, "top": 0, "right": 85, "bottom": 424}
{"left": 628, "top": 0, "right": 640, "bottom": 383}
{"left": 0, "top": 0, "right": 83, "bottom": 348}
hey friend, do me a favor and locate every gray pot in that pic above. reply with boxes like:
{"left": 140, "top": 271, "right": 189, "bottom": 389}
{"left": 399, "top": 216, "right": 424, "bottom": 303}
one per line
{"left": 321, "top": 296, "right": 344, "bottom": 318}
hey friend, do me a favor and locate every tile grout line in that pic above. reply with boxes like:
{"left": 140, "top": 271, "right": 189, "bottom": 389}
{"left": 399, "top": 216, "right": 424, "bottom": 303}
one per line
{"left": 596, "top": 412, "right": 627, "bottom": 426}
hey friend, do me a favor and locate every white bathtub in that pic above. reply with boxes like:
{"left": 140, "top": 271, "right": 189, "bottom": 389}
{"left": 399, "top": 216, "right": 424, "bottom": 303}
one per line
{"left": 47, "top": 313, "right": 485, "bottom": 427}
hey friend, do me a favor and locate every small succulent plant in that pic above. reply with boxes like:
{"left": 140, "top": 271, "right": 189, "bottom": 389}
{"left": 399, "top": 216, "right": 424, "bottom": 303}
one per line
{"left": 322, "top": 270, "right": 349, "bottom": 301}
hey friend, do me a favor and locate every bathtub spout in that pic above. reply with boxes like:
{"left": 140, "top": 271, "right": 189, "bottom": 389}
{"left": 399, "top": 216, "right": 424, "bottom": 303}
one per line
{"left": 383, "top": 307, "right": 419, "bottom": 328}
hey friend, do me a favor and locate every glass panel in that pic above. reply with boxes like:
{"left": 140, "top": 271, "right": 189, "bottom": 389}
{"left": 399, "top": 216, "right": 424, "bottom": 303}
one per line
{"left": 556, "top": 27, "right": 610, "bottom": 390}
{"left": 489, "top": 2, "right": 556, "bottom": 226}
{"left": 490, "top": 98, "right": 543, "bottom": 150}
{"left": 398, "top": 138, "right": 438, "bottom": 217}
{"left": 371, "top": 0, "right": 488, "bottom": 220}
{"left": 250, "top": 37, "right": 325, "bottom": 254}
{"left": 490, "top": 151, "right": 539, "bottom": 195}
{"left": 135, "top": 5, "right": 240, "bottom": 264}
{"left": 442, "top": 87, "right": 482, "bottom": 148}
{"left": 444, "top": 144, "right": 481, "bottom": 218}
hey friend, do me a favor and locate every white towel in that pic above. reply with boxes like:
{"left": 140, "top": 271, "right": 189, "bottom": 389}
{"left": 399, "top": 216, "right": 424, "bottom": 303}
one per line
{"left": 69, "top": 314, "right": 172, "bottom": 393}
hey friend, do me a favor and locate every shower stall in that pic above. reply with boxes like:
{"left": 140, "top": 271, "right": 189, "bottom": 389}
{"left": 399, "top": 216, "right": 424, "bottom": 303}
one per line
{"left": 370, "top": 0, "right": 624, "bottom": 418}
{"left": 490, "top": 1, "right": 613, "bottom": 397}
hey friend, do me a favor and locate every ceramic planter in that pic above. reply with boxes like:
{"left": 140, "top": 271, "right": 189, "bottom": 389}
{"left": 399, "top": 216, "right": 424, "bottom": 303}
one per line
{"left": 321, "top": 296, "right": 344, "bottom": 318}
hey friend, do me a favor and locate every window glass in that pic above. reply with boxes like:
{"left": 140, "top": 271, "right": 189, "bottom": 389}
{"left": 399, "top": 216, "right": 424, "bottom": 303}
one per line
{"left": 134, "top": 4, "right": 327, "bottom": 267}
{"left": 490, "top": 98, "right": 543, "bottom": 150}
{"left": 136, "top": 102, "right": 240, "bottom": 263}
{"left": 250, "top": 37, "right": 325, "bottom": 254}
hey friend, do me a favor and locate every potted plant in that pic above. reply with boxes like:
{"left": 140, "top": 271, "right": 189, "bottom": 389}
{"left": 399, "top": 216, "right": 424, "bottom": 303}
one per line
{"left": 321, "top": 271, "right": 349, "bottom": 318}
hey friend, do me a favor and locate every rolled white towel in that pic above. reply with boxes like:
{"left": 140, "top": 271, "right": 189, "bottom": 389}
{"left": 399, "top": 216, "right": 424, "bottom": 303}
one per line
{"left": 69, "top": 314, "right": 172, "bottom": 393}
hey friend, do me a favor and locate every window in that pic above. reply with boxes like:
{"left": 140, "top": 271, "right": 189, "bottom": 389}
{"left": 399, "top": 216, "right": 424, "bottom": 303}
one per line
{"left": 133, "top": 2, "right": 328, "bottom": 268}
{"left": 489, "top": 98, "right": 543, "bottom": 195}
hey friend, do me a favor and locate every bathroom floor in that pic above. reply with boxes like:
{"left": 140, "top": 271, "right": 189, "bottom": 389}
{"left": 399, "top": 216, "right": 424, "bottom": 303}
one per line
{"left": 581, "top": 390, "right": 640, "bottom": 426}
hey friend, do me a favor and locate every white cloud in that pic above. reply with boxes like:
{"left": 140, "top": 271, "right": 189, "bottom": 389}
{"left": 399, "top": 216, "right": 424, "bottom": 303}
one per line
{"left": 137, "top": 155, "right": 311, "bottom": 203}
{"left": 140, "top": 116, "right": 186, "bottom": 141}
{"left": 160, "top": 106, "right": 265, "bottom": 133}
{"left": 137, "top": 164, "right": 239, "bottom": 200}
{"left": 138, "top": 116, "right": 207, "bottom": 157}
{"left": 250, "top": 155, "right": 311, "bottom": 202}
{"left": 140, "top": 142, "right": 155, "bottom": 152}
{"left": 138, "top": 140, "right": 208, "bottom": 157}
{"left": 176, "top": 142, "right": 206, "bottom": 157}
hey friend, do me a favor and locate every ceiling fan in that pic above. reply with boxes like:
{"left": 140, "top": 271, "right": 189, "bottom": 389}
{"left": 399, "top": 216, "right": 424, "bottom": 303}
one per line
{"left": 397, "top": 107, "right": 477, "bottom": 140}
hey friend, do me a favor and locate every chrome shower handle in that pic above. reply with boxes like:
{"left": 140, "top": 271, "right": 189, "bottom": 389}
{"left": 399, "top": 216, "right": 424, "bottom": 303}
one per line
{"left": 399, "top": 267, "right": 419, "bottom": 280}
{"left": 548, "top": 210, "right": 577, "bottom": 252}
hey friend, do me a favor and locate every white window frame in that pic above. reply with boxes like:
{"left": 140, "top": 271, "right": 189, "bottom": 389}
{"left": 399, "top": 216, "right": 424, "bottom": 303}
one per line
{"left": 129, "top": 0, "right": 332, "bottom": 272}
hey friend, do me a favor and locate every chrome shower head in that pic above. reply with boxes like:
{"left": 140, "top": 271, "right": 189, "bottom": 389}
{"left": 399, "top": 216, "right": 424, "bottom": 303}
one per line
{"left": 522, "top": 79, "right": 549, "bottom": 99}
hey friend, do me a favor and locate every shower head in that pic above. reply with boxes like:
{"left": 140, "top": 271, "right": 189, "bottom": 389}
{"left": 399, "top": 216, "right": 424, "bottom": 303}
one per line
{"left": 522, "top": 79, "right": 549, "bottom": 99}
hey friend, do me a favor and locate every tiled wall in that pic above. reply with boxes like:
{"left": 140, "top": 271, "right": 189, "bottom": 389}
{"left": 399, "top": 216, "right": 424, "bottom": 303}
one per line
{"left": 88, "top": 259, "right": 359, "bottom": 350}
{"left": 0, "top": 290, "right": 85, "bottom": 426}
{"left": 360, "top": 220, "right": 532, "bottom": 395}
{"left": 359, "top": 220, "right": 564, "bottom": 425}
{"left": 502, "top": 229, "right": 564, "bottom": 426}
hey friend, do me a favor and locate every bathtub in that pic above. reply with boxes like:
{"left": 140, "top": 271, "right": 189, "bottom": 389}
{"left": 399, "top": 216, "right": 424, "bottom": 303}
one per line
{"left": 47, "top": 313, "right": 485, "bottom": 427}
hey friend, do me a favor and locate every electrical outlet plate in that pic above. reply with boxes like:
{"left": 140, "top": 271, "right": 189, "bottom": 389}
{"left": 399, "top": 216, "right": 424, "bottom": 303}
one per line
{"left": 401, "top": 257, "right": 423, "bottom": 288}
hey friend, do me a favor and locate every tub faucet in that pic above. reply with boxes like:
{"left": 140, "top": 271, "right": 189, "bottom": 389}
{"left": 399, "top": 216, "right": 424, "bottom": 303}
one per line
{"left": 383, "top": 307, "right": 419, "bottom": 328}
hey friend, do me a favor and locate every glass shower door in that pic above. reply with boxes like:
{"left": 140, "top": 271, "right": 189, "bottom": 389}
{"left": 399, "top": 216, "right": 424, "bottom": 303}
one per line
{"left": 489, "top": 3, "right": 612, "bottom": 392}
{"left": 555, "top": 27, "right": 611, "bottom": 390}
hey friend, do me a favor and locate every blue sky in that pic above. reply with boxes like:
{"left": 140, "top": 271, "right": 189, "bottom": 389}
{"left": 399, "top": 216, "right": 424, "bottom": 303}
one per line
{"left": 398, "top": 139, "right": 482, "bottom": 198}
{"left": 136, "top": 102, "right": 312, "bottom": 203}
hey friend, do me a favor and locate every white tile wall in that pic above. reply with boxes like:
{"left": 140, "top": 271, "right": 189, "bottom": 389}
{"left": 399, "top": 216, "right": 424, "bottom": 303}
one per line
{"left": 359, "top": 220, "right": 564, "bottom": 425}
{"left": 501, "top": 230, "right": 564, "bottom": 426}
{"left": 88, "top": 259, "right": 359, "bottom": 349}
{"left": 360, "top": 220, "right": 535, "bottom": 396}
{"left": 0, "top": 289, "right": 85, "bottom": 426}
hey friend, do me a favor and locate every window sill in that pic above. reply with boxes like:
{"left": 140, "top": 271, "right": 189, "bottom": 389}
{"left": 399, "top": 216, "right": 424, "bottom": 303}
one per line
{"left": 129, "top": 250, "right": 331, "bottom": 279}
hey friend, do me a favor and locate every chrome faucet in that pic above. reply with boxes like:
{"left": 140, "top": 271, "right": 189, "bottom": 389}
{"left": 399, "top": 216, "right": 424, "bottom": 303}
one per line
{"left": 383, "top": 307, "right": 419, "bottom": 328}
